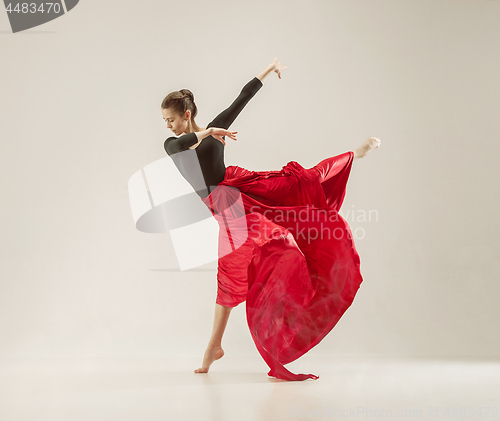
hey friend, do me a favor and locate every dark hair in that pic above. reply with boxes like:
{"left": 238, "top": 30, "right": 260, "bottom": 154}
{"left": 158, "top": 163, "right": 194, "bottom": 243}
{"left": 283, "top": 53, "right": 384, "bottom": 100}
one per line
{"left": 161, "top": 89, "right": 198, "bottom": 120}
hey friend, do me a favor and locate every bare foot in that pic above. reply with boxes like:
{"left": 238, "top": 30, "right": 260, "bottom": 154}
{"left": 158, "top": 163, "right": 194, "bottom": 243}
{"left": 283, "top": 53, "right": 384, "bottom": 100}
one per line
{"left": 194, "top": 345, "right": 224, "bottom": 373}
{"left": 353, "top": 137, "right": 381, "bottom": 159}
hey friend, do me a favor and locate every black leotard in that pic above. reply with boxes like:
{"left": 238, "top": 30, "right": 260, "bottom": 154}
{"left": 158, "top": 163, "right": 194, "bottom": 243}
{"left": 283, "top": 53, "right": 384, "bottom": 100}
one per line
{"left": 164, "top": 77, "right": 263, "bottom": 198}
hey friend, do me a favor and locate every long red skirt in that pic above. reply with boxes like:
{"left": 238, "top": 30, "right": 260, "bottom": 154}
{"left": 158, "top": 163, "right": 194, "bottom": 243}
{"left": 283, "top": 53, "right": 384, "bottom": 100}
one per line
{"left": 200, "top": 151, "right": 363, "bottom": 381}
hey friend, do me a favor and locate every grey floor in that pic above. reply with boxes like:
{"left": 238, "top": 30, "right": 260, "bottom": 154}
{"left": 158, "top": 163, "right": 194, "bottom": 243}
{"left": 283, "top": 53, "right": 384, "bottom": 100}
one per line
{"left": 1, "top": 356, "right": 499, "bottom": 420}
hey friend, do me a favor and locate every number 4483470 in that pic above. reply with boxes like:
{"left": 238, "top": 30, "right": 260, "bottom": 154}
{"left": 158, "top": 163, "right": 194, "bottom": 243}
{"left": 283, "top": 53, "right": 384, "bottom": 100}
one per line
{"left": 6, "top": 3, "right": 63, "bottom": 14}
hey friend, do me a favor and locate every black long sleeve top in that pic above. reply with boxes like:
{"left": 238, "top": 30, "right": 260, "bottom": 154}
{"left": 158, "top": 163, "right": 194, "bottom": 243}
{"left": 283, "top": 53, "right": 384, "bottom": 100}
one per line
{"left": 164, "top": 77, "right": 263, "bottom": 198}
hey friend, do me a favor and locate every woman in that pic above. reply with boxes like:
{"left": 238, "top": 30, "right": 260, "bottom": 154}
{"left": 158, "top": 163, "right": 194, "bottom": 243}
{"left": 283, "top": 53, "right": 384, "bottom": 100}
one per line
{"left": 161, "top": 58, "right": 381, "bottom": 381}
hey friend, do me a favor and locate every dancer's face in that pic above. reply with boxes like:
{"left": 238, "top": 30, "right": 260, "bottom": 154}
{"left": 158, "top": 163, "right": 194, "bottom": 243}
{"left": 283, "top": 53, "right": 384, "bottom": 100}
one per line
{"left": 162, "top": 108, "right": 190, "bottom": 136}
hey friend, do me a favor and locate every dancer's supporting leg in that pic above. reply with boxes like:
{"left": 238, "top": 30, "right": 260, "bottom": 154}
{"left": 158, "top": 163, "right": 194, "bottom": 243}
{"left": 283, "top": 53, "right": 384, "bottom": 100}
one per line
{"left": 194, "top": 303, "right": 233, "bottom": 373}
{"left": 353, "top": 137, "right": 381, "bottom": 160}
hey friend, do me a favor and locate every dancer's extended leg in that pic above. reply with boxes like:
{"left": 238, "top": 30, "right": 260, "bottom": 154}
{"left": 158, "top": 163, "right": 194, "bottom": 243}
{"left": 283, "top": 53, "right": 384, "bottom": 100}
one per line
{"left": 353, "top": 137, "right": 381, "bottom": 160}
{"left": 194, "top": 303, "right": 233, "bottom": 373}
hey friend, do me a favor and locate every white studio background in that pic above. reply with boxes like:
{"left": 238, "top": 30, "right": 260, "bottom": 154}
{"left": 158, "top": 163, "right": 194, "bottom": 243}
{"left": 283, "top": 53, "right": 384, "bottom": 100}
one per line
{"left": 0, "top": 0, "right": 499, "bottom": 364}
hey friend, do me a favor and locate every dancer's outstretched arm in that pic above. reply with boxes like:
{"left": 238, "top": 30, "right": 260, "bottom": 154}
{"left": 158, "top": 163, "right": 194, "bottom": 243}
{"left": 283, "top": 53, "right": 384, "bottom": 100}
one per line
{"left": 257, "top": 56, "right": 288, "bottom": 82}
{"left": 207, "top": 57, "right": 287, "bottom": 132}
{"left": 164, "top": 128, "right": 237, "bottom": 154}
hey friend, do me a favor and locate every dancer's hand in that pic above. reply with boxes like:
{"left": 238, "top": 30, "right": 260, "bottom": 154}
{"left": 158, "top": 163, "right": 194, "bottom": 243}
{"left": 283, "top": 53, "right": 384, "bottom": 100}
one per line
{"left": 210, "top": 128, "right": 238, "bottom": 146}
{"left": 269, "top": 57, "right": 288, "bottom": 79}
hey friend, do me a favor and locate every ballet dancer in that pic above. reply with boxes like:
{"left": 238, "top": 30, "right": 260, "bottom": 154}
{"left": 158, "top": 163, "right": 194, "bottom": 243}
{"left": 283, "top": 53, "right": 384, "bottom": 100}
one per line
{"left": 161, "top": 57, "right": 380, "bottom": 381}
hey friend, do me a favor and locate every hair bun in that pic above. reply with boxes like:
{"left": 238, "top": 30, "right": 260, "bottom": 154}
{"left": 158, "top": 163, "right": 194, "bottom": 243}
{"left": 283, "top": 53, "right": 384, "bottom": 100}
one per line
{"left": 180, "top": 89, "right": 194, "bottom": 102}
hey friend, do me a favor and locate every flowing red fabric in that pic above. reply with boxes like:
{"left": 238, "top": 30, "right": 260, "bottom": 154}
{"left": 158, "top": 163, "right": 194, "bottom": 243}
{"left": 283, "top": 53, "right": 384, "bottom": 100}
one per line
{"left": 200, "top": 151, "right": 363, "bottom": 381}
